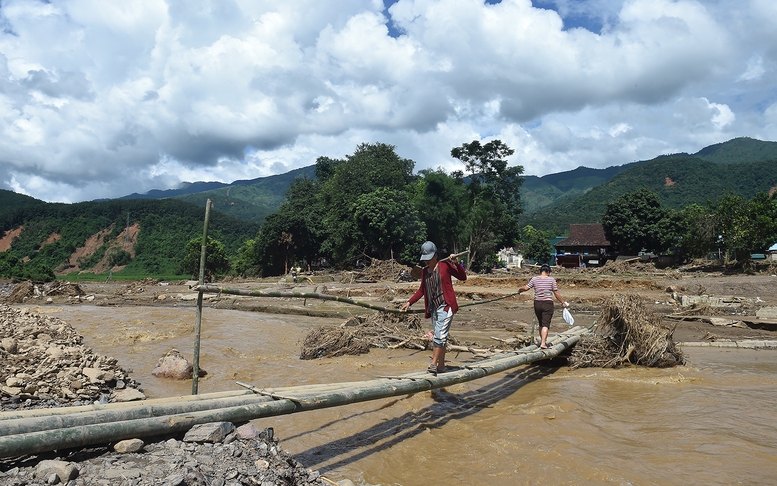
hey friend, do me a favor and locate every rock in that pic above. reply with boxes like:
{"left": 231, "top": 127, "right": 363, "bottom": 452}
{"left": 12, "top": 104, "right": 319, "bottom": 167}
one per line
{"left": 112, "top": 388, "right": 146, "bottom": 402}
{"left": 114, "top": 438, "right": 144, "bottom": 453}
{"left": 236, "top": 423, "right": 259, "bottom": 439}
{"left": 183, "top": 422, "right": 235, "bottom": 443}
{"left": 756, "top": 306, "right": 777, "bottom": 319}
{"left": 82, "top": 367, "right": 109, "bottom": 383}
{"left": 35, "top": 460, "right": 78, "bottom": 482}
{"left": 152, "top": 349, "right": 207, "bottom": 380}
{"left": 104, "top": 468, "right": 142, "bottom": 479}
{"left": 1, "top": 337, "right": 17, "bottom": 353}
{"left": 46, "top": 346, "right": 66, "bottom": 358}
{"left": 2, "top": 386, "right": 22, "bottom": 395}
{"left": 6, "top": 376, "right": 24, "bottom": 387}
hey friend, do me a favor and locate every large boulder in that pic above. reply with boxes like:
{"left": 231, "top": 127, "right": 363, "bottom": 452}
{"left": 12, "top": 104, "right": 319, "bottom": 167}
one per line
{"left": 152, "top": 349, "right": 207, "bottom": 380}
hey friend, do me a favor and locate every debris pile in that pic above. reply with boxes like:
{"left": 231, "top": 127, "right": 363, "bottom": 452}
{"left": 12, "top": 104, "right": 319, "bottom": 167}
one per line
{"left": 341, "top": 258, "right": 414, "bottom": 283}
{"left": 0, "top": 421, "right": 331, "bottom": 486}
{"left": 4, "top": 281, "right": 88, "bottom": 304}
{"left": 0, "top": 305, "right": 142, "bottom": 410}
{"left": 569, "top": 294, "right": 684, "bottom": 369}
{"left": 301, "top": 311, "right": 438, "bottom": 359}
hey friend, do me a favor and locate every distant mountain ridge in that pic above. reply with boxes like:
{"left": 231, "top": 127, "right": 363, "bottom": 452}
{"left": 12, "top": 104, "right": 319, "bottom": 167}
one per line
{"left": 521, "top": 137, "right": 777, "bottom": 232}
{"left": 116, "top": 166, "right": 317, "bottom": 223}
{"left": 108, "top": 137, "right": 777, "bottom": 227}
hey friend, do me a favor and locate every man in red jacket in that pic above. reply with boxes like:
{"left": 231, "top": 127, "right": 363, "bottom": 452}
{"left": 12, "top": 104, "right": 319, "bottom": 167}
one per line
{"left": 401, "top": 241, "right": 467, "bottom": 374}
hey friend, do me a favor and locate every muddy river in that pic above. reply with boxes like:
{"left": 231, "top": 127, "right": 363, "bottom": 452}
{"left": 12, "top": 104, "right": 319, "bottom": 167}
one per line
{"left": 31, "top": 304, "right": 777, "bottom": 485}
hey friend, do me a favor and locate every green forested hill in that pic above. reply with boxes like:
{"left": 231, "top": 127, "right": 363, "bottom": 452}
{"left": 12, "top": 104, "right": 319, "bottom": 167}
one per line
{"left": 138, "top": 166, "right": 318, "bottom": 223}
{"left": 116, "top": 137, "right": 776, "bottom": 225}
{"left": 1, "top": 198, "right": 258, "bottom": 279}
{"left": 692, "top": 137, "right": 777, "bottom": 164}
{"left": 521, "top": 156, "right": 777, "bottom": 231}
{"left": 520, "top": 162, "right": 641, "bottom": 213}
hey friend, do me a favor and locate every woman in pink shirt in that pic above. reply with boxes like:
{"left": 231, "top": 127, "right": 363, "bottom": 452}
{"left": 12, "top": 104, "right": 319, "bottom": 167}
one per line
{"left": 518, "top": 264, "right": 568, "bottom": 349}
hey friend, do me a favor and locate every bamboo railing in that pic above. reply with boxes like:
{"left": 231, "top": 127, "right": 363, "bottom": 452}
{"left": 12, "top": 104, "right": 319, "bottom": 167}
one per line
{"left": 196, "top": 284, "right": 519, "bottom": 313}
{"left": 0, "top": 327, "right": 587, "bottom": 458}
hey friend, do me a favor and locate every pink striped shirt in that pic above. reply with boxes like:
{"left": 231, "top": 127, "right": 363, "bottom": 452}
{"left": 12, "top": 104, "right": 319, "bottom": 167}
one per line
{"left": 527, "top": 276, "right": 558, "bottom": 301}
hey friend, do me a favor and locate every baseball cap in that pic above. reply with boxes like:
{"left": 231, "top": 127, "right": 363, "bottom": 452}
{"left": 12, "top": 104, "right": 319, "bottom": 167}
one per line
{"left": 420, "top": 241, "right": 437, "bottom": 261}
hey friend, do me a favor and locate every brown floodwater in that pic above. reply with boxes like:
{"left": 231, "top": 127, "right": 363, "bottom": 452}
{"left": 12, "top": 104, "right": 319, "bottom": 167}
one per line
{"left": 29, "top": 304, "right": 777, "bottom": 486}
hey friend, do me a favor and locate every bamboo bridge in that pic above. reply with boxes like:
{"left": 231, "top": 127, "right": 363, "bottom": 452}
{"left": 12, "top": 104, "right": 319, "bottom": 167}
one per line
{"left": 0, "top": 326, "right": 587, "bottom": 458}
{"left": 0, "top": 204, "right": 590, "bottom": 458}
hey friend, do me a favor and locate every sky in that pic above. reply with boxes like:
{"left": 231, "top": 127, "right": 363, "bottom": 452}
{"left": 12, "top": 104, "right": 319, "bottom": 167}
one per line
{"left": 1, "top": 0, "right": 775, "bottom": 203}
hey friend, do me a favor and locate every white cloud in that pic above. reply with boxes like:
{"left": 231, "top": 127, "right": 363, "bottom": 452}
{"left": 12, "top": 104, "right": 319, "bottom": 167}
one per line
{"left": 0, "top": 0, "right": 775, "bottom": 203}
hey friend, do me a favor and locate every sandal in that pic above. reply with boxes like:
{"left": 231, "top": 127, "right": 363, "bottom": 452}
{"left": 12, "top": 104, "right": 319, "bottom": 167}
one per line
{"left": 427, "top": 364, "right": 438, "bottom": 375}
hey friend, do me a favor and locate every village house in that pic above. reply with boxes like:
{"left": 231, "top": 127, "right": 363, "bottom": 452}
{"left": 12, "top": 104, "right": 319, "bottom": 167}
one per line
{"left": 554, "top": 223, "right": 612, "bottom": 267}
{"left": 497, "top": 247, "right": 524, "bottom": 269}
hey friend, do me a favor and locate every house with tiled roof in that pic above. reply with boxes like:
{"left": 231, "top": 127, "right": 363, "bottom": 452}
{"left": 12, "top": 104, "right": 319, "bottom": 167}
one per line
{"left": 554, "top": 223, "right": 612, "bottom": 267}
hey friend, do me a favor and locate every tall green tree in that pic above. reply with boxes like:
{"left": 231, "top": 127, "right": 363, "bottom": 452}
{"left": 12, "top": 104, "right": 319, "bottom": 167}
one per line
{"left": 710, "top": 192, "right": 777, "bottom": 262}
{"left": 352, "top": 187, "right": 426, "bottom": 262}
{"left": 519, "top": 225, "right": 552, "bottom": 263}
{"left": 318, "top": 143, "right": 417, "bottom": 263}
{"left": 411, "top": 169, "right": 468, "bottom": 253}
{"left": 676, "top": 204, "right": 715, "bottom": 260}
{"left": 237, "top": 177, "right": 325, "bottom": 277}
{"left": 602, "top": 188, "right": 678, "bottom": 254}
{"left": 179, "top": 236, "right": 231, "bottom": 282}
{"left": 451, "top": 140, "right": 524, "bottom": 270}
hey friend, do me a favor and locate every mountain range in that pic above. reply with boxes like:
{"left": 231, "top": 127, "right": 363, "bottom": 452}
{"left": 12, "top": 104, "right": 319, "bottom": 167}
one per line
{"left": 112, "top": 136, "right": 777, "bottom": 228}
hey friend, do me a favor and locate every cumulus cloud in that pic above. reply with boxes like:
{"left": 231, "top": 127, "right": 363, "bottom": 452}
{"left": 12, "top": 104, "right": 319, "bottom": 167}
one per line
{"left": 0, "top": 0, "right": 775, "bottom": 203}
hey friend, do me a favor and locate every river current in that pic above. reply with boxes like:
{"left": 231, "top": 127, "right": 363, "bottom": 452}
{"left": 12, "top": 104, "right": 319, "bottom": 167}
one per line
{"left": 31, "top": 305, "right": 777, "bottom": 485}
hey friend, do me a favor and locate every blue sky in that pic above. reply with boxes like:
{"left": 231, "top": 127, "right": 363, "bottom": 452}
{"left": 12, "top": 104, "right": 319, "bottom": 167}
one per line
{"left": 1, "top": 0, "right": 775, "bottom": 203}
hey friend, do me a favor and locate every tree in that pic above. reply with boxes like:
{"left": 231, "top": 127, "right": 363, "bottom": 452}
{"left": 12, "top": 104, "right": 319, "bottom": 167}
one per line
{"left": 179, "top": 236, "right": 231, "bottom": 282}
{"left": 602, "top": 188, "right": 677, "bottom": 254}
{"left": 352, "top": 187, "right": 427, "bottom": 262}
{"left": 710, "top": 192, "right": 777, "bottom": 262}
{"left": 676, "top": 204, "right": 715, "bottom": 260}
{"left": 318, "top": 143, "right": 417, "bottom": 263}
{"left": 519, "top": 225, "right": 552, "bottom": 263}
{"left": 411, "top": 169, "right": 468, "bottom": 253}
{"left": 451, "top": 139, "right": 524, "bottom": 270}
{"left": 238, "top": 177, "right": 326, "bottom": 277}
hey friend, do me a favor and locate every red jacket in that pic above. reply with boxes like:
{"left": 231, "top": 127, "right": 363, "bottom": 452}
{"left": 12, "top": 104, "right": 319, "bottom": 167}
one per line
{"left": 408, "top": 261, "right": 467, "bottom": 318}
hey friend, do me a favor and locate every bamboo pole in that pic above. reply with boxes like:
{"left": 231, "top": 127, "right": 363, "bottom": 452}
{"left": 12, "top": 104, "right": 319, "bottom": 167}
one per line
{"left": 196, "top": 285, "right": 425, "bottom": 314}
{"left": 0, "top": 327, "right": 586, "bottom": 458}
{"left": 196, "top": 285, "right": 519, "bottom": 313}
{"left": 0, "top": 390, "right": 253, "bottom": 421}
{"left": 0, "top": 394, "right": 277, "bottom": 436}
{"left": 193, "top": 198, "right": 212, "bottom": 395}
{"left": 0, "top": 399, "right": 296, "bottom": 457}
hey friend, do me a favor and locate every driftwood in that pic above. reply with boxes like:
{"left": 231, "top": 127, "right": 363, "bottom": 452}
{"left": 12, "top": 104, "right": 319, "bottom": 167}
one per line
{"left": 569, "top": 294, "right": 684, "bottom": 369}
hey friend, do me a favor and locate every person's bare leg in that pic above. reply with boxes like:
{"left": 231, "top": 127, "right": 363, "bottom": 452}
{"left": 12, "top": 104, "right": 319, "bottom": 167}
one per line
{"left": 432, "top": 347, "right": 442, "bottom": 369}
{"left": 539, "top": 326, "right": 549, "bottom": 348}
{"left": 437, "top": 347, "right": 447, "bottom": 372}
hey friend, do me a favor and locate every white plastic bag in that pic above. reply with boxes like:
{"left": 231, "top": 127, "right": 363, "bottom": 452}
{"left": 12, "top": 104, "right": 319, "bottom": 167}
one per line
{"left": 562, "top": 307, "right": 574, "bottom": 326}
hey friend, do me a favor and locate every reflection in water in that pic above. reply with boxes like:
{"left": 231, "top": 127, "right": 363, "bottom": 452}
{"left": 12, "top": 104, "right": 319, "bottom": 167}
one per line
{"left": 35, "top": 305, "right": 777, "bottom": 486}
